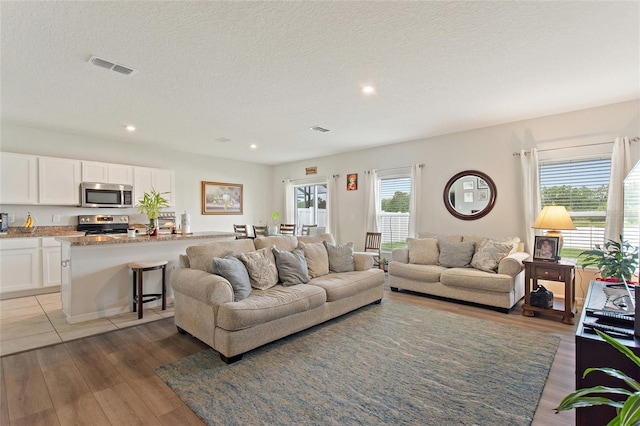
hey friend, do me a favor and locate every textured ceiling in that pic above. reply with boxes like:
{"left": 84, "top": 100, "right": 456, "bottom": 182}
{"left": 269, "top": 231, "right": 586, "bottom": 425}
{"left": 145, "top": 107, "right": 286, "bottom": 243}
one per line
{"left": 1, "top": 1, "right": 638, "bottom": 165}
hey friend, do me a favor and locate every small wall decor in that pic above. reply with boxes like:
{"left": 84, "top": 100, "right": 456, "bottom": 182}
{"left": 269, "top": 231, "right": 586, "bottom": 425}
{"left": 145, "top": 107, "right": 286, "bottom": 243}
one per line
{"left": 305, "top": 166, "right": 318, "bottom": 175}
{"left": 347, "top": 173, "right": 358, "bottom": 191}
{"left": 463, "top": 180, "right": 474, "bottom": 190}
{"left": 201, "top": 181, "right": 243, "bottom": 215}
{"left": 478, "top": 189, "right": 489, "bottom": 201}
{"left": 477, "top": 177, "right": 489, "bottom": 189}
{"left": 533, "top": 236, "right": 560, "bottom": 261}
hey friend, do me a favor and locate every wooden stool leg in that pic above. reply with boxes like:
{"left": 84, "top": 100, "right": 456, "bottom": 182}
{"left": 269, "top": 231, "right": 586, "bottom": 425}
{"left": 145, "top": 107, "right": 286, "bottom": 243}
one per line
{"left": 137, "top": 269, "right": 143, "bottom": 319}
{"left": 161, "top": 265, "right": 166, "bottom": 311}
{"left": 132, "top": 270, "right": 137, "bottom": 312}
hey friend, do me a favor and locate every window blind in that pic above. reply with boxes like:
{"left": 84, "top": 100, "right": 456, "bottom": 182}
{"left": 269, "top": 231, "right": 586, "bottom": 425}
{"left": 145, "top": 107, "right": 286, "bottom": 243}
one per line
{"left": 379, "top": 177, "right": 411, "bottom": 250}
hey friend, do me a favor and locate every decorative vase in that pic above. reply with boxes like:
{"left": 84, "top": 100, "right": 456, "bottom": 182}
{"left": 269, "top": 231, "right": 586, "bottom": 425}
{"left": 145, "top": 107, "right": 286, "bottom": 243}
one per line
{"left": 268, "top": 225, "right": 279, "bottom": 236}
{"left": 148, "top": 218, "right": 158, "bottom": 237}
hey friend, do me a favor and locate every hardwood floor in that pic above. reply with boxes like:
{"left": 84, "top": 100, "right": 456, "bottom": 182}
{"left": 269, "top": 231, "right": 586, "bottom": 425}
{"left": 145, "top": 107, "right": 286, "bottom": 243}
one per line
{"left": 0, "top": 288, "right": 576, "bottom": 425}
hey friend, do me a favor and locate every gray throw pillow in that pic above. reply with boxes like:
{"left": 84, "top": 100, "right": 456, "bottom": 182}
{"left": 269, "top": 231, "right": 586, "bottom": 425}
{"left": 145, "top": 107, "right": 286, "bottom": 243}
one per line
{"left": 323, "top": 241, "right": 355, "bottom": 273}
{"left": 272, "top": 247, "right": 310, "bottom": 286}
{"left": 212, "top": 252, "right": 252, "bottom": 301}
{"left": 438, "top": 240, "right": 476, "bottom": 268}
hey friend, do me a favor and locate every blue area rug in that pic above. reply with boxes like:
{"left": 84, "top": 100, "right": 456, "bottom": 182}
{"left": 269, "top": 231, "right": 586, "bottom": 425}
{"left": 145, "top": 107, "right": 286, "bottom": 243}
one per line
{"left": 155, "top": 300, "right": 560, "bottom": 425}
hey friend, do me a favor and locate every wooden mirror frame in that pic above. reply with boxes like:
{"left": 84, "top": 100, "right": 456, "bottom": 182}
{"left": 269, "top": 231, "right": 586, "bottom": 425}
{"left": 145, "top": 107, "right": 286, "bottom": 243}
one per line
{"left": 443, "top": 170, "right": 497, "bottom": 220}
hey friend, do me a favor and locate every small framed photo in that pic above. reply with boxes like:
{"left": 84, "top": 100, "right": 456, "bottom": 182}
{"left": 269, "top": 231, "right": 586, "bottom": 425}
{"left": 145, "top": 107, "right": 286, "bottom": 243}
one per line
{"left": 478, "top": 189, "right": 488, "bottom": 201}
{"left": 347, "top": 173, "right": 358, "bottom": 191}
{"left": 533, "top": 236, "right": 560, "bottom": 261}
{"left": 201, "top": 181, "right": 243, "bottom": 215}
{"left": 463, "top": 192, "right": 474, "bottom": 203}
{"left": 477, "top": 177, "right": 489, "bottom": 189}
{"left": 462, "top": 180, "right": 474, "bottom": 190}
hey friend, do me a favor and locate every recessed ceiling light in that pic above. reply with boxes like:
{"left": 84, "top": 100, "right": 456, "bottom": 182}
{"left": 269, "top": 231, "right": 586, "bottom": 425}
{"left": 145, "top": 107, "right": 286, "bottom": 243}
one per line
{"left": 362, "top": 85, "right": 375, "bottom": 94}
{"left": 125, "top": 125, "right": 136, "bottom": 132}
{"left": 249, "top": 144, "right": 257, "bottom": 149}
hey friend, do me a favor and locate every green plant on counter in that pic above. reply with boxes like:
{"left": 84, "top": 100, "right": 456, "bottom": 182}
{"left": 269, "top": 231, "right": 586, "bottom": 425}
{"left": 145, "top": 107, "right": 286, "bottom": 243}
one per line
{"left": 555, "top": 329, "right": 640, "bottom": 425}
{"left": 137, "top": 188, "right": 170, "bottom": 220}
{"left": 577, "top": 236, "right": 639, "bottom": 282}
{"left": 271, "top": 212, "right": 280, "bottom": 226}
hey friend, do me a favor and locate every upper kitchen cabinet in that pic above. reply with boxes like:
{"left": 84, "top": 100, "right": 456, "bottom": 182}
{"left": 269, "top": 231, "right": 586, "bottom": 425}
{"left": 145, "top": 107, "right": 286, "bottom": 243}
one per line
{"left": 82, "top": 161, "right": 134, "bottom": 185}
{"left": 133, "top": 166, "right": 175, "bottom": 206}
{"left": 0, "top": 152, "right": 39, "bottom": 204}
{"left": 38, "top": 157, "right": 81, "bottom": 205}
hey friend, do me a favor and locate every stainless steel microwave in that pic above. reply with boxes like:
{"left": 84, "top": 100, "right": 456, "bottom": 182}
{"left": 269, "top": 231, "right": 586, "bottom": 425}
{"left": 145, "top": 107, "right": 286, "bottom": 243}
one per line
{"left": 80, "top": 182, "right": 134, "bottom": 208}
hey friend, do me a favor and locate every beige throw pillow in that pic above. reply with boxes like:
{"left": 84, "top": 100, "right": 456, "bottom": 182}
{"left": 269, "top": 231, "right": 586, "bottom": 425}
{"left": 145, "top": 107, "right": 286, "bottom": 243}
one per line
{"left": 237, "top": 247, "right": 279, "bottom": 290}
{"left": 298, "top": 241, "right": 329, "bottom": 278}
{"left": 407, "top": 238, "right": 439, "bottom": 265}
{"left": 470, "top": 240, "right": 514, "bottom": 273}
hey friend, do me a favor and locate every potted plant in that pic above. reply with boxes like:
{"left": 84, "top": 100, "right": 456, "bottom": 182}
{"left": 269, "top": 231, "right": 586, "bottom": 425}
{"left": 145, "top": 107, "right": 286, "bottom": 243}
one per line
{"left": 379, "top": 257, "right": 389, "bottom": 272}
{"left": 137, "top": 188, "right": 170, "bottom": 236}
{"left": 268, "top": 212, "right": 280, "bottom": 236}
{"left": 555, "top": 329, "right": 640, "bottom": 425}
{"left": 577, "top": 236, "right": 639, "bottom": 283}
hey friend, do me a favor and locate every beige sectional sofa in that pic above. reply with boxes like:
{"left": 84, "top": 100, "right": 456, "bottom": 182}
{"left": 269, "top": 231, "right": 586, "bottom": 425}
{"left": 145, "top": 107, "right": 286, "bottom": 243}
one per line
{"left": 171, "top": 233, "right": 385, "bottom": 363}
{"left": 389, "top": 233, "right": 529, "bottom": 312}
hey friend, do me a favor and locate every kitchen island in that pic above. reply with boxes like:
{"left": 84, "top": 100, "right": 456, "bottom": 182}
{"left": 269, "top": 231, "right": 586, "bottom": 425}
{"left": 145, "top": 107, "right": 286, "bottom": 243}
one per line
{"left": 56, "top": 231, "right": 235, "bottom": 323}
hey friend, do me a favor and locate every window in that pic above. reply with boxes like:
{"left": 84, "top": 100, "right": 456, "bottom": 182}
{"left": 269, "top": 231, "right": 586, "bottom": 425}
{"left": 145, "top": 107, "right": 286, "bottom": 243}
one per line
{"left": 294, "top": 183, "right": 327, "bottom": 232}
{"left": 378, "top": 175, "right": 411, "bottom": 251}
{"left": 539, "top": 157, "right": 611, "bottom": 260}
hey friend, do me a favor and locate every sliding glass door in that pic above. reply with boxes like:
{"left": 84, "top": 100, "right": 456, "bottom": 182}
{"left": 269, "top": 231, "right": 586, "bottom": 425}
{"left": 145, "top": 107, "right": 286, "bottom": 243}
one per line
{"left": 295, "top": 183, "right": 327, "bottom": 232}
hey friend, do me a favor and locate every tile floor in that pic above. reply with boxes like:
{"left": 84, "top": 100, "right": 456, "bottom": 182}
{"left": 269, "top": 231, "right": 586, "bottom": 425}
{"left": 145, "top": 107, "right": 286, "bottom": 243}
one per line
{"left": 0, "top": 292, "right": 174, "bottom": 357}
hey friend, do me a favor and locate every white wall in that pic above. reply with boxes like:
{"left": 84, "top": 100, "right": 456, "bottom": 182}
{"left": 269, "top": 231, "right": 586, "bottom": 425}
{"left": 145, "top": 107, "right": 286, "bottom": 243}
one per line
{"left": 272, "top": 100, "right": 640, "bottom": 251}
{"left": 0, "top": 123, "right": 273, "bottom": 232}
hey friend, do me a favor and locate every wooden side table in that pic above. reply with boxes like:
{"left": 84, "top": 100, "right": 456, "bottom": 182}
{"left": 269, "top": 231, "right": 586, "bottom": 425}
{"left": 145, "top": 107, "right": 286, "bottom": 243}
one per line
{"left": 522, "top": 258, "right": 576, "bottom": 324}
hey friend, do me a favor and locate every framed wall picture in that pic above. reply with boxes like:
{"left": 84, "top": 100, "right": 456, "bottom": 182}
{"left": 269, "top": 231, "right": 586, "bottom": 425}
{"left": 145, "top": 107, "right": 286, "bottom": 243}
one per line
{"left": 477, "top": 177, "right": 489, "bottom": 189}
{"left": 478, "top": 189, "right": 488, "bottom": 201}
{"left": 463, "top": 180, "right": 474, "bottom": 190}
{"left": 347, "top": 173, "right": 358, "bottom": 191}
{"left": 533, "top": 236, "right": 560, "bottom": 261}
{"left": 201, "top": 181, "right": 243, "bottom": 215}
{"left": 463, "top": 192, "right": 474, "bottom": 203}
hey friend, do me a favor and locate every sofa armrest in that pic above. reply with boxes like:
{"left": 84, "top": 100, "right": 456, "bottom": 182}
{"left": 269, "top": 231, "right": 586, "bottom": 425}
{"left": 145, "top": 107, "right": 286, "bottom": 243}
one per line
{"left": 497, "top": 252, "right": 530, "bottom": 277}
{"left": 392, "top": 247, "right": 409, "bottom": 264}
{"left": 170, "top": 267, "right": 234, "bottom": 306}
{"left": 353, "top": 253, "right": 374, "bottom": 270}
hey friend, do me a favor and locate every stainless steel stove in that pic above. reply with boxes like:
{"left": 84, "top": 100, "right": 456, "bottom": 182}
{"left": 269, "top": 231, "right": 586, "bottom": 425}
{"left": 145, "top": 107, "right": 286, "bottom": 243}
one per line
{"left": 77, "top": 214, "right": 130, "bottom": 235}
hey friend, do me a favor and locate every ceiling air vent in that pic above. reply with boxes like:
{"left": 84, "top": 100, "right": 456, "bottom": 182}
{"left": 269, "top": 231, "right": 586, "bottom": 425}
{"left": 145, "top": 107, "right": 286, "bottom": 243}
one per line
{"left": 88, "top": 56, "right": 137, "bottom": 76}
{"left": 310, "top": 126, "right": 330, "bottom": 133}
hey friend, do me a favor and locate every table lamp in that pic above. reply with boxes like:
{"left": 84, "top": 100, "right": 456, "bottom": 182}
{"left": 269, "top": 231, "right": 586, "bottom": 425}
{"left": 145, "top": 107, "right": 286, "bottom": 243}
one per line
{"left": 532, "top": 205, "right": 576, "bottom": 255}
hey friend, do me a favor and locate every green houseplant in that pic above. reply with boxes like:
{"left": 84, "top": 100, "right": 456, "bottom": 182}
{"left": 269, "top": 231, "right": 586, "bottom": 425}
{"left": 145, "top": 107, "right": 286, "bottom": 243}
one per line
{"left": 555, "top": 329, "right": 640, "bottom": 425}
{"left": 378, "top": 257, "right": 389, "bottom": 272}
{"left": 577, "top": 237, "right": 639, "bottom": 283}
{"left": 137, "top": 188, "right": 170, "bottom": 236}
{"left": 269, "top": 212, "right": 280, "bottom": 236}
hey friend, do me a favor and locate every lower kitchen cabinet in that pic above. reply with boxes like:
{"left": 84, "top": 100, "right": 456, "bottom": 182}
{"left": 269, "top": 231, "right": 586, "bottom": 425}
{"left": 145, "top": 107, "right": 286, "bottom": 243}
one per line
{"left": 0, "top": 237, "right": 61, "bottom": 299}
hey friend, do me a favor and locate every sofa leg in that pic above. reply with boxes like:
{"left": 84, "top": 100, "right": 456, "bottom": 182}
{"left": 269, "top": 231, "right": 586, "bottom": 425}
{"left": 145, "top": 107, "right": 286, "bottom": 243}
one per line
{"left": 176, "top": 326, "right": 189, "bottom": 335}
{"left": 220, "top": 353, "right": 243, "bottom": 364}
{"left": 372, "top": 299, "right": 382, "bottom": 305}
{"left": 390, "top": 287, "right": 399, "bottom": 292}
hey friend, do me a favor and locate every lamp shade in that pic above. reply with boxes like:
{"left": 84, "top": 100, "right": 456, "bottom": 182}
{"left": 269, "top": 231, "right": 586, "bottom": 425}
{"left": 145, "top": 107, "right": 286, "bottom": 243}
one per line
{"left": 532, "top": 205, "right": 576, "bottom": 231}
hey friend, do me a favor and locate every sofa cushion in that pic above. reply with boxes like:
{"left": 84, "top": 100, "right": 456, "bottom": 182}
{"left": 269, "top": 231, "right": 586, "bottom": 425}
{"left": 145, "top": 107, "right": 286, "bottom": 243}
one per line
{"left": 186, "top": 238, "right": 256, "bottom": 273}
{"left": 216, "top": 284, "right": 326, "bottom": 331}
{"left": 418, "top": 232, "right": 463, "bottom": 243}
{"left": 237, "top": 247, "right": 279, "bottom": 290}
{"left": 387, "top": 262, "right": 446, "bottom": 283}
{"left": 407, "top": 238, "right": 439, "bottom": 265}
{"left": 309, "top": 269, "right": 384, "bottom": 302}
{"left": 212, "top": 252, "right": 252, "bottom": 302}
{"left": 323, "top": 241, "right": 355, "bottom": 273}
{"left": 440, "top": 268, "right": 515, "bottom": 293}
{"left": 463, "top": 235, "right": 520, "bottom": 255}
{"left": 298, "top": 241, "right": 329, "bottom": 278}
{"left": 438, "top": 240, "right": 475, "bottom": 268}
{"left": 272, "top": 247, "right": 310, "bottom": 286}
{"left": 471, "top": 240, "right": 514, "bottom": 273}
{"left": 254, "top": 235, "right": 298, "bottom": 252}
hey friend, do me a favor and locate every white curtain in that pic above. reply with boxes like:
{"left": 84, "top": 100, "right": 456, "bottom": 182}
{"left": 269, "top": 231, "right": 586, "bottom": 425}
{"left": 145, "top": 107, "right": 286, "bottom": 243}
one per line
{"left": 363, "top": 170, "right": 380, "bottom": 232}
{"left": 328, "top": 175, "right": 340, "bottom": 239}
{"left": 520, "top": 148, "right": 540, "bottom": 254}
{"left": 408, "top": 164, "right": 422, "bottom": 237}
{"left": 605, "top": 137, "right": 631, "bottom": 242}
{"left": 283, "top": 180, "right": 294, "bottom": 225}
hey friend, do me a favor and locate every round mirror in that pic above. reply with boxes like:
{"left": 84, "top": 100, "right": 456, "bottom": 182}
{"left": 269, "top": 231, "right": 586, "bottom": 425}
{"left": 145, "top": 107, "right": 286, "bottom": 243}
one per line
{"left": 443, "top": 170, "right": 497, "bottom": 220}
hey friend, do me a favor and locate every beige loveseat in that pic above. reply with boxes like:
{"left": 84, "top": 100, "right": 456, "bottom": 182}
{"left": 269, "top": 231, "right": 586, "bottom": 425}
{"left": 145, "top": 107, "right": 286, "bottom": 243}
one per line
{"left": 389, "top": 233, "right": 529, "bottom": 312}
{"left": 171, "top": 234, "right": 384, "bottom": 363}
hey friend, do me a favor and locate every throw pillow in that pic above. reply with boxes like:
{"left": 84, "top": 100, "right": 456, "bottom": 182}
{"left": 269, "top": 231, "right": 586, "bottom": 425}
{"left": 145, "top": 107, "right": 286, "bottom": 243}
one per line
{"left": 212, "top": 252, "right": 252, "bottom": 302}
{"left": 237, "top": 247, "right": 279, "bottom": 290}
{"left": 438, "top": 240, "right": 476, "bottom": 268}
{"left": 272, "top": 247, "right": 310, "bottom": 286}
{"left": 471, "top": 240, "right": 514, "bottom": 273}
{"left": 323, "top": 241, "right": 355, "bottom": 273}
{"left": 297, "top": 241, "right": 329, "bottom": 278}
{"left": 407, "top": 238, "right": 439, "bottom": 265}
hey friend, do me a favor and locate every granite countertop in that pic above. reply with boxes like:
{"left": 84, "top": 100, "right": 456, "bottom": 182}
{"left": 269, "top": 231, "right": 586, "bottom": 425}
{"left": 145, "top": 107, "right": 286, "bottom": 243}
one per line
{"left": 0, "top": 226, "right": 85, "bottom": 239}
{"left": 55, "top": 231, "right": 235, "bottom": 246}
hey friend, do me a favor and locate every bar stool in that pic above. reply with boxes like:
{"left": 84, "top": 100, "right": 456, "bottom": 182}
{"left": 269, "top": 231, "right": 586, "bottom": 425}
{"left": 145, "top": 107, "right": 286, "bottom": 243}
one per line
{"left": 128, "top": 260, "right": 167, "bottom": 319}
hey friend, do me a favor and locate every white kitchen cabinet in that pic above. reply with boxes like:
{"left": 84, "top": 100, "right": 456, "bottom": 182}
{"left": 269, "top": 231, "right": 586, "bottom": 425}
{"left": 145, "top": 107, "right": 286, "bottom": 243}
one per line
{"left": 134, "top": 166, "right": 175, "bottom": 206}
{"left": 38, "top": 156, "right": 81, "bottom": 205}
{"left": 41, "top": 238, "right": 61, "bottom": 287}
{"left": 0, "top": 239, "right": 40, "bottom": 294}
{"left": 82, "top": 161, "right": 134, "bottom": 185}
{"left": 0, "top": 152, "right": 38, "bottom": 204}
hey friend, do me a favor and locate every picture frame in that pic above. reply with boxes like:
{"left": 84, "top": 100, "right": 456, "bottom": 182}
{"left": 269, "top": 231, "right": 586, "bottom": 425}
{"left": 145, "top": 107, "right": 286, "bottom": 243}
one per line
{"left": 477, "top": 177, "right": 489, "bottom": 189}
{"left": 462, "top": 180, "right": 474, "bottom": 190}
{"left": 347, "top": 173, "right": 358, "bottom": 191}
{"left": 478, "top": 189, "right": 488, "bottom": 201}
{"left": 463, "top": 192, "right": 474, "bottom": 203}
{"left": 533, "top": 236, "right": 560, "bottom": 261}
{"left": 201, "top": 181, "right": 243, "bottom": 215}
